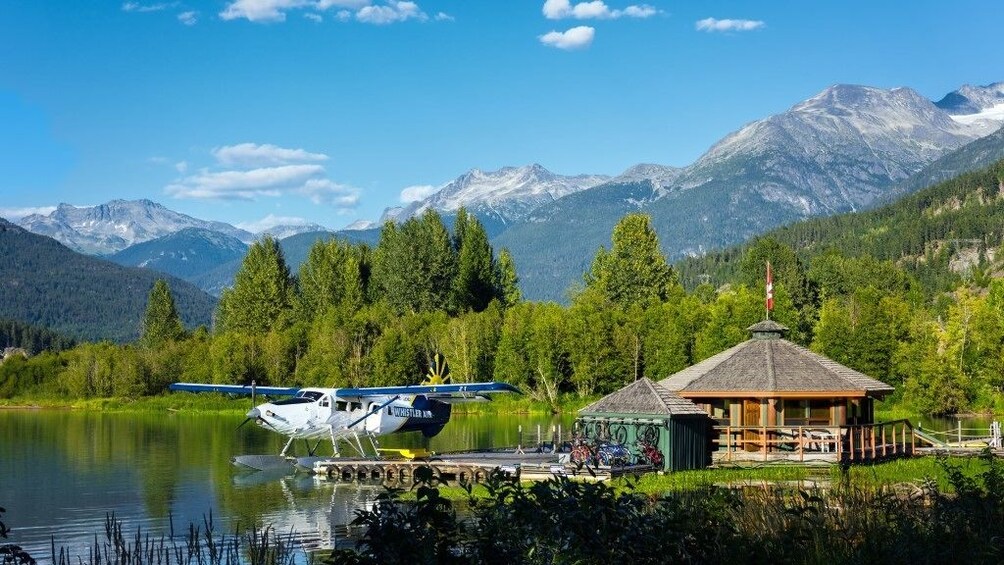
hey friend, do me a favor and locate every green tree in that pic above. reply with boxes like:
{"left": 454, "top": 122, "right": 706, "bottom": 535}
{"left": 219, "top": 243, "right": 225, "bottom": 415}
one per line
{"left": 585, "top": 214, "right": 680, "bottom": 307}
{"left": 496, "top": 248, "right": 522, "bottom": 307}
{"left": 451, "top": 209, "right": 496, "bottom": 313}
{"left": 216, "top": 236, "right": 294, "bottom": 333}
{"left": 373, "top": 211, "right": 457, "bottom": 314}
{"left": 297, "top": 238, "right": 367, "bottom": 321}
{"left": 140, "top": 279, "right": 185, "bottom": 347}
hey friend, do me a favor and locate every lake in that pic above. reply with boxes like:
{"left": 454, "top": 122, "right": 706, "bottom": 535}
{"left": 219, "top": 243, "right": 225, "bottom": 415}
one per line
{"left": 0, "top": 409, "right": 574, "bottom": 561}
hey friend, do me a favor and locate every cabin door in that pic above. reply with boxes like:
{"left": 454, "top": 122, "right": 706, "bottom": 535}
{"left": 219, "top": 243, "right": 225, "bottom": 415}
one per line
{"left": 743, "top": 400, "right": 761, "bottom": 452}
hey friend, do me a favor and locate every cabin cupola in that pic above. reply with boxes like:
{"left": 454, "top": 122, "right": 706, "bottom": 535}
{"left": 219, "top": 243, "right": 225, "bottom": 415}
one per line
{"left": 747, "top": 319, "right": 788, "bottom": 341}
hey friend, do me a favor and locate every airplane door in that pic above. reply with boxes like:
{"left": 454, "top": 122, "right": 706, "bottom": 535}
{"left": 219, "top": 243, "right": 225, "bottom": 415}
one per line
{"left": 317, "top": 394, "right": 333, "bottom": 423}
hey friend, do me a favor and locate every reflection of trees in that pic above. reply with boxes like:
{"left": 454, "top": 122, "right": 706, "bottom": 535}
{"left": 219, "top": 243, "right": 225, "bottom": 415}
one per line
{"left": 2, "top": 411, "right": 577, "bottom": 543}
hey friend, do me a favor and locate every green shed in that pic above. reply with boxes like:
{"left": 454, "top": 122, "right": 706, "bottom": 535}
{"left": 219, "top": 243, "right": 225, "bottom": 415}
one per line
{"left": 577, "top": 377, "right": 712, "bottom": 472}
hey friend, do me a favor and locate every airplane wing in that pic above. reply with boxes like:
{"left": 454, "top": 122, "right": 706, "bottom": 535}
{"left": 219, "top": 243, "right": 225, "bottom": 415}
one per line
{"left": 169, "top": 383, "right": 301, "bottom": 396}
{"left": 335, "top": 381, "right": 521, "bottom": 399}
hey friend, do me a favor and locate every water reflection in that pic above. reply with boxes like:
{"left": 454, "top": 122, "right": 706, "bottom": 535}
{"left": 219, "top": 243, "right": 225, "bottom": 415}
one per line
{"left": 0, "top": 409, "right": 571, "bottom": 559}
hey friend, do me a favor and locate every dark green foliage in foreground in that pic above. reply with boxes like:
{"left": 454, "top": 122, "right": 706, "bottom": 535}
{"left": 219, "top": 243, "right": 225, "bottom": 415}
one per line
{"left": 328, "top": 453, "right": 1004, "bottom": 565}
{"left": 0, "top": 507, "right": 36, "bottom": 565}
{"left": 0, "top": 319, "right": 74, "bottom": 354}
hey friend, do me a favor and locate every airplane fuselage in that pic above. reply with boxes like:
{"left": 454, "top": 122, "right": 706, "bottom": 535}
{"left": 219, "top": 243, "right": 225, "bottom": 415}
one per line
{"left": 248, "top": 388, "right": 451, "bottom": 442}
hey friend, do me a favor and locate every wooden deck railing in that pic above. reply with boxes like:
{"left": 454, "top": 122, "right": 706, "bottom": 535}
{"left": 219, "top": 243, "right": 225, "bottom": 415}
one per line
{"left": 713, "top": 420, "right": 916, "bottom": 463}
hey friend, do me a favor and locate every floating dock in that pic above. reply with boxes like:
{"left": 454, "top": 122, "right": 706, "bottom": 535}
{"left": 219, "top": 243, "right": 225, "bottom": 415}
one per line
{"left": 308, "top": 450, "right": 654, "bottom": 483}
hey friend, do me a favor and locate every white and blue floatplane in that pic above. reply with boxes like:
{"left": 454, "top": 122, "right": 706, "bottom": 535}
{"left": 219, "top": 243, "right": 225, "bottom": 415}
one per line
{"left": 169, "top": 355, "right": 520, "bottom": 470}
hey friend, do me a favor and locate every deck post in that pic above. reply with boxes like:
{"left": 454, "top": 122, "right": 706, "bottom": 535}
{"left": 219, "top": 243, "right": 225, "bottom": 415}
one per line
{"left": 871, "top": 426, "right": 876, "bottom": 460}
{"left": 902, "top": 424, "right": 906, "bottom": 455}
{"left": 911, "top": 427, "right": 915, "bottom": 454}
{"left": 849, "top": 426, "right": 855, "bottom": 462}
{"left": 836, "top": 427, "right": 843, "bottom": 460}
{"left": 860, "top": 426, "right": 866, "bottom": 461}
{"left": 798, "top": 426, "right": 803, "bottom": 462}
{"left": 958, "top": 420, "right": 962, "bottom": 444}
{"left": 881, "top": 425, "right": 887, "bottom": 458}
{"left": 762, "top": 426, "right": 767, "bottom": 461}
{"left": 726, "top": 426, "right": 732, "bottom": 461}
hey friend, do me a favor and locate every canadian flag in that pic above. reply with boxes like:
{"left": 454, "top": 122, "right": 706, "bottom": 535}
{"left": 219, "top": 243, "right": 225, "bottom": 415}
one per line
{"left": 766, "top": 261, "right": 774, "bottom": 312}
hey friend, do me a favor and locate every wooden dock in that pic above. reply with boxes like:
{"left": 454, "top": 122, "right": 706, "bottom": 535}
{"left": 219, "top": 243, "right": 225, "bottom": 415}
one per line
{"left": 309, "top": 450, "right": 654, "bottom": 483}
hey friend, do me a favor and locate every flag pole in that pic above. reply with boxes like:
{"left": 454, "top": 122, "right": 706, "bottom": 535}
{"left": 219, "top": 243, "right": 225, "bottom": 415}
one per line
{"left": 765, "top": 260, "right": 773, "bottom": 321}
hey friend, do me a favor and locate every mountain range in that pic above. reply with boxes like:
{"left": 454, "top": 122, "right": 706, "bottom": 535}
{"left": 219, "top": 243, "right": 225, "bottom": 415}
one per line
{"left": 10, "top": 81, "right": 1004, "bottom": 304}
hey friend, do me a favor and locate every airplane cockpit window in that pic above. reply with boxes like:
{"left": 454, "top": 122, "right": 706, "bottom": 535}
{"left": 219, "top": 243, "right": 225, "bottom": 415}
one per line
{"left": 274, "top": 390, "right": 323, "bottom": 406}
{"left": 320, "top": 397, "right": 330, "bottom": 407}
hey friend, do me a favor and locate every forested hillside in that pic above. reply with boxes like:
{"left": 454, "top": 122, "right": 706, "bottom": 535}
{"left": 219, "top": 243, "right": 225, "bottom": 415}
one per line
{"left": 0, "top": 319, "right": 75, "bottom": 354}
{"left": 677, "top": 158, "right": 1004, "bottom": 294}
{"left": 0, "top": 219, "right": 216, "bottom": 342}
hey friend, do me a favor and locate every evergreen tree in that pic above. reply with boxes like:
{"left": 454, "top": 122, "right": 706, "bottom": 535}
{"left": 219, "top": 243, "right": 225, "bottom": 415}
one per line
{"left": 298, "top": 239, "right": 367, "bottom": 321}
{"left": 496, "top": 248, "right": 522, "bottom": 308}
{"left": 141, "top": 279, "right": 185, "bottom": 347}
{"left": 452, "top": 209, "right": 496, "bottom": 313}
{"left": 372, "top": 211, "right": 457, "bottom": 314}
{"left": 585, "top": 213, "right": 680, "bottom": 307}
{"left": 216, "top": 236, "right": 294, "bottom": 333}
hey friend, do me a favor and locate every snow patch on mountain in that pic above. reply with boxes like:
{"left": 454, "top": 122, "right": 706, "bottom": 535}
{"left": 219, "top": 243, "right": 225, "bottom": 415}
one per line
{"left": 19, "top": 199, "right": 253, "bottom": 255}
{"left": 393, "top": 164, "right": 609, "bottom": 224}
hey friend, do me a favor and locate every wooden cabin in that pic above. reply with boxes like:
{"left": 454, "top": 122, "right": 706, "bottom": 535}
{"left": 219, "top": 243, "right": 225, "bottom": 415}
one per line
{"left": 577, "top": 378, "right": 712, "bottom": 472}
{"left": 658, "top": 320, "right": 912, "bottom": 463}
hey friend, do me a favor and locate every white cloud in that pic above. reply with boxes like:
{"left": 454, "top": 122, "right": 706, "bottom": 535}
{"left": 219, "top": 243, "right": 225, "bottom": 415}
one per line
{"left": 539, "top": 26, "right": 595, "bottom": 50}
{"left": 356, "top": 1, "right": 426, "bottom": 24}
{"left": 304, "top": 12, "right": 323, "bottom": 22}
{"left": 219, "top": 0, "right": 312, "bottom": 22}
{"left": 165, "top": 143, "right": 359, "bottom": 213}
{"left": 695, "top": 17, "right": 765, "bottom": 32}
{"left": 177, "top": 11, "right": 198, "bottom": 25}
{"left": 399, "top": 184, "right": 438, "bottom": 203}
{"left": 122, "top": 2, "right": 178, "bottom": 13}
{"left": 166, "top": 164, "right": 326, "bottom": 200}
{"left": 236, "top": 213, "right": 316, "bottom": 232}
{"left": 212, "top": 142, "right": 329, "bottom": 168}
{"left": 0, "top": 206, "right": 57, "bottom": 222}
{"left": 434, "top": 12, "right": 454, "bottom": 22}
{"left": 300, "top": 178, "right": 360, "bottom": 211}
{"left": 542, "top": 0, "right": 657, "bottom": 20}
{"left": 219, "top": 0, "right": 429, "bottom": 24}
{"left": 316, "top": 0, "right": 369, "bottom": 9}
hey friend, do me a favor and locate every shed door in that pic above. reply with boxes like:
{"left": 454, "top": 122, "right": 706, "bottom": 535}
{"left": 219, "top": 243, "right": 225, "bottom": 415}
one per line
{"left": 743, "top": 400, "right": 760, "bottom": 452}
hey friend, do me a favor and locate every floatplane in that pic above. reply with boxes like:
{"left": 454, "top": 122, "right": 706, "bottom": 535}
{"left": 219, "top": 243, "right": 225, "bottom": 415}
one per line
{"left": 169, "top": 355, "right": 520, "bottom": 470}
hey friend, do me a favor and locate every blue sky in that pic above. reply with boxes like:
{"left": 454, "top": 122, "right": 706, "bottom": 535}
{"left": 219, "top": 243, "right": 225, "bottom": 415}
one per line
{"left": 1, "top": 0, "right": 1002, "bottom": 231}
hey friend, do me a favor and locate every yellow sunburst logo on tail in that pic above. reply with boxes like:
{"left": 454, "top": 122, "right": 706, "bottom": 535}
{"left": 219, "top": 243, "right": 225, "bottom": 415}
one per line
{"left": 422, "top": 353, "right": 451, "bottom": 385}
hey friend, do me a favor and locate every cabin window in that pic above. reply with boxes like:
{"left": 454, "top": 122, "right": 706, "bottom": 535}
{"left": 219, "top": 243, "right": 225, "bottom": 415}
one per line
{"left": 350, "top": 402, "right": 362, "bottom": 412}
{"left": 707, "top": 399, "right": 731, "bottom": 426}
{"left": 319, "top": 397, "right": 329, "bottom": 408}
{"left": 783, "top": 400, "right": 832, "bottom": 426}
{"left": 335, "top": 401, "right": 347, "bottom": 412}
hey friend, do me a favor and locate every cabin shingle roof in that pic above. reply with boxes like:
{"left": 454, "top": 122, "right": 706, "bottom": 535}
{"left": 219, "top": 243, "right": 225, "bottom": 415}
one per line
{"left": 580, "top": 377, "right": 707, "bottom": 416}
{"left": 658, "top": 328, "right": 894, "bottom": 396}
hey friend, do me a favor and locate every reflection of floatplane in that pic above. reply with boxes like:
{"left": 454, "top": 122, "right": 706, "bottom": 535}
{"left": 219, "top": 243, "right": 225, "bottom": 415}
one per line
{"left": 170, "top": 355, "right": 520, "bottom": 469}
